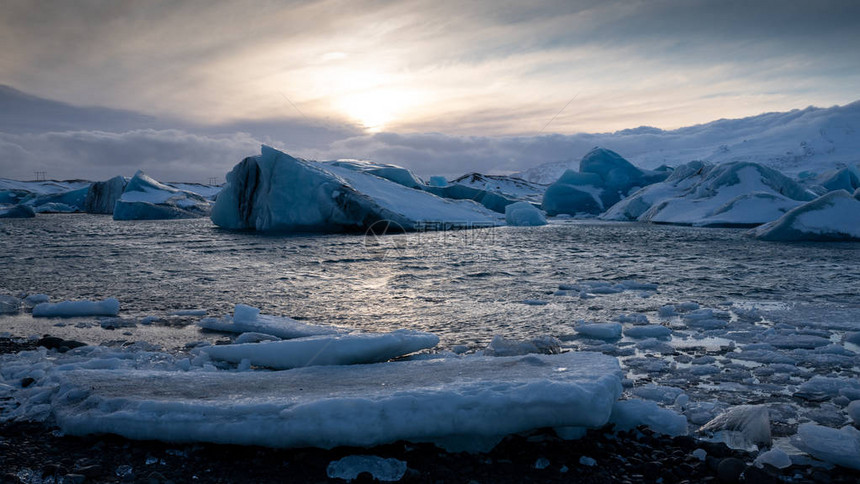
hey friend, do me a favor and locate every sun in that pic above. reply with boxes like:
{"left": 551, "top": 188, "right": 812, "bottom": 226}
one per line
{"left": 337, "top": 88, "right": 420, "bottom": 133}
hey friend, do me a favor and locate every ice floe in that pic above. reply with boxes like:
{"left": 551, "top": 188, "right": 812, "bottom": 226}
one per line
{"left": 31, "top": 298, "right": 120, "bottom": 318}
{"left": 198, "top": 304, "right": 340, "bottom": 339}
{"left": 791, "top": 423, "right": 860, "bottom": 470}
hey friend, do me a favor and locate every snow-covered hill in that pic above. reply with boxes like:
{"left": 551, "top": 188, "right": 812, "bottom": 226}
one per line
{"left": 515, "top": 101, "right": 860, "bottom": 183}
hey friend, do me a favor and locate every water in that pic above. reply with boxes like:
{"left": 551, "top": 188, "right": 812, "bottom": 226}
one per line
{"left": 1, "top": 214, "right": 858, "bottom": 350}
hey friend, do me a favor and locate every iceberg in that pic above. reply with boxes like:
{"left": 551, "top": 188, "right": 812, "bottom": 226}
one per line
{"left": 752, "top": 189, "right": 860, "bottom": 241}
{"left": 32, "top": 298, "right": 120, "bottom": 318}
{"left": 609, "top": 399, "right": 688, "bottom": 437}
{"left": 504, "top": 201, "right": 547, "bottom": 226}
{"left": 791, "top": 423, "right": 860, "bottom": 470}
{"left": 542, "top": 148, "right": 668, "bottom": 216}
{"left": 211, "top": 146, "right": 499, "bottom": 232}
{"left": 84, "top": 175, "right": 127, "bottom": 214}
{"left": 603, "top": 161, "right": 816, "bottom": 227}
{"left": 203, "top": 329, "right": 439, "bottom": 369}
{"left": 23, "top": 187, "right": 88, "bottom": 213}
{"left": 114, "top": 170, "right": 211, "bottom": 220}
{"left": 0, "top": 204, "right": 35, "bottom": 218}
{"left": 449, "top": 173, "right": 547, "bottom": 204}
{"left": 325, "top": 159, "right": 425, "bottom": 189}
{"left": 34, "top": 351, "right": 622, "bottom": 450}
{"left": 199, "top": 304, "right": 340, "bottom": 340}
{"left": 428, "top": 176, "right": 448, "bottom": 187}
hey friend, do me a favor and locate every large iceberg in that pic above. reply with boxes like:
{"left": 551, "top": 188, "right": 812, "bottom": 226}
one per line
{"left": 450, "top": 173, "right": 547, "bottom": 204}
{"left": 211, "top": 146, "right": 499, "bottom": 232}
{"left": 542, "top": 148, "right": 668, "bottom": 216}
{"left": 325, "top": 159, "right": 424, "bottom": 188}
{"left": 23, "top": 187, "right": 88, "bottom": 213}
{"left": 114, "top": 170, "right": 211, "bottom": 220}
{"left": 602, "top": 161, "right": 817, "bottom": 227}
{"left": 752, "top": 189, "right": 860, "bottom": 241}
{"left": 39, "top": 351, "right": 621, "bottom": 450}
{"left": 84, "top": 175, "right": 127, "bottom": 214}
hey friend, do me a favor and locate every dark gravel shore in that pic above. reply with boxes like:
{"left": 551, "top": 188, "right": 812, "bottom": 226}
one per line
{"left": 2, "top": 338, "right": 859, "bottom": 484}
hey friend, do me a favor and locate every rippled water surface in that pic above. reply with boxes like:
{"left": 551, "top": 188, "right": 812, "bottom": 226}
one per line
{"left": 1, "top": 214, "right": 858, "bottom": 350}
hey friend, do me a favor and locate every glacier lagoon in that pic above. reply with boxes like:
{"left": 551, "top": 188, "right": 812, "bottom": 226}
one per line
{"left": 1, "top": 213, "right": 859, "bottom": 466}
{"left": 1, "top": 214, "right": 858, "bottom": 348}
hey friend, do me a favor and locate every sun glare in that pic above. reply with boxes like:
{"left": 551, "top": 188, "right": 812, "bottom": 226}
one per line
{"left": 338, "top": 89, "right": 417, "bottom": 132}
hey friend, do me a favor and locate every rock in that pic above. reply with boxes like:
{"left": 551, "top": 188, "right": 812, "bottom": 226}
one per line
{"left": 717, "top": 457, "right": 746, "bottom": 484}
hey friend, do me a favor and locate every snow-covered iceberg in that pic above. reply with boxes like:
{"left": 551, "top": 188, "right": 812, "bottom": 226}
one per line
{"left": 752, "top": 189, "right": 860, "bottom": 241}
{"left": 450, "top": 173, "right": 547, "bottom": 204}
{"left": 204, "top": 329, "right": 439, "bottom": 369}
{"left": 211, "top": 146, "right": 499, "bottom": 232}
{"left": 114, "top": 170, "right": 211, "bottom": 220}
{"left": 542, "top": 148, "right": 668, "bottom": 216}
{"left": 22, "top": 187, "right": 88, "bottom": 213}
{"left": 325, "top": 159, "right": 424, "bottom": 188}
{"left": 602, "top": 161, "right": 817, "bottom": 227}
{"left": 18, "top": 351, "right": 621, "bottom": 450}
{"left": 84, "top": 175, "right": 127, "bottom": 214}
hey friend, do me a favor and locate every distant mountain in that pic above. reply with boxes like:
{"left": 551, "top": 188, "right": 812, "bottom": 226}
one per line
{"left": 515, "top": 101, "right": 860, "bottom": 183}
{"left": 0, "top": 85, "right": 157, "bottom": 134}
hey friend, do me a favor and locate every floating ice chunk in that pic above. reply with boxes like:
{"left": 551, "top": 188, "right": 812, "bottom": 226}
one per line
{"left": 764, "top": 334, "right": 831, "bottom": 349}
{"left": 199, "top": 305, "right": 340, "bottom": 339}
{"left": 700, "top": 405, "right": 771, "bottom": 449}
{"left": 23, "top": 294, "right": 49, "bottom": 306}
{"left": 521, "top": 299, "right": 549, "bottom": 306}
{"left": 576, "top": 323, "right": 622, "bottom": 340}
{"left": 32, "top": 298, "right": 120, "bottom": 318}
{"left": 623, "top": 325, "right": 671, "bottom": 339}
{"left": 234, "top": 332, "right": 281, "bottom": 344}
{"left": 609, "top": 399, "right": 688, "bottom": 436}
{"left": 658, "top": 305, "right": 677, "bottom": 317}
{"left": 631, "top": 385, "right": 684, "bottom": 405}
{"left": 848, "top": 401, "right": 860, "bottom": 426}
{"left": 791, "top": 424, "right": 860, "bottom": 470}
{"left": 753, "top": 190, "right": 860, "bottom": 241}
{"left": 204, "top": 330, "right": 440, "bottom": 369}
{"left": 483, "top": 335, "right": 561, "bottom": 357}
{"left": 796, "top": 376, "right": 860, "bottom": 402}
{"left": 845, "top": 332, "right": 860, "bottom": 346}
{"left": 755, "top": 448, "right": 792, "bottom": 469}
{"left": 504, "top": 201, "right": 547, "bottom": 226}
{"left": 0, "top": 295, "right": 21, "bottom": 314}
{"left": 0, "top": 204, "right": 36, "bottom": 218}
{"left": 327, "top": 456, "right": 407, "bottom": 482}
{"left": 616, "top": 313, "right": 649, "bottom": 325}
{"left": 579, "top": 456, "right": 597, "bottom": 467}
{"left": 43, "top": 351, "right": 622, "bottom": 450}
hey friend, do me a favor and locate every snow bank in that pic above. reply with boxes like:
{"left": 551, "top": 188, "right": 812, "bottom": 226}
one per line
{"left": 211, "top": 146, "right": 499, "bottom": 232}
{"left": 603, "top": 161, "right": 816, "bottom": 227}
{"left": 504, "top": 202, "right": 547, "bottom": 226}
{"left": 204, "top": 329, "right": 440, "bottom": 369}
{"left": 32, "top": 351, "right": 622, "bottom": 450}
{"left": 752, "top": 189, "right": 860, "bottom": 241}
{"left": 31, "top": 298, "right": 120, "bottom": 318}
{"left": 791, "top": 424, "right": 860, "bottom": 470}
{"left": 199, "top": 304, "right": 340, "bottom": 340}
{"left": 0, "top": 204, "right": 35, "bottom": 218}
{"left": 542, "top": 148, "right": 668, "bottom": 216}
{"left": 114, "top": 170, "right": 211, "bottom": 220}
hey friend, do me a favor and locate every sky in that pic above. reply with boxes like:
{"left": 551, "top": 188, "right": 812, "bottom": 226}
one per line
{"left": 1, "top": 0, "right": 859, "bottom": 181}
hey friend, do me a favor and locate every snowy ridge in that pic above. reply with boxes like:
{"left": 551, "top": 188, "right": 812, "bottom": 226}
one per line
{"left": 516, "top": 101, "right": 860, "bottom": 182}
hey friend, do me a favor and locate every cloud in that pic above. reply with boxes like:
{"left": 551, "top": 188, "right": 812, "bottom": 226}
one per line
{"left": 0, "top": 129, "right": 264, "bottom": 183}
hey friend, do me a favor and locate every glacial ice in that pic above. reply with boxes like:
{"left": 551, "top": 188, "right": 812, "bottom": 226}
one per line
{"left": 23, "top": 187, "right": 88, "bottom": 213}
{"left": 84, "top": 175, "right": 127, "bottom": 214}
{"left": 203, "top": 329, "right": 440, "bottom": 369}
{"left": 542, "top": 148, "right": 668, "bottom": 216}
{"left": 754, "top": 448, "right": 792, "bottom": 469}
{"left": 428, "top": 176, "right": 448, "bottom": 187}
{"left": 700, "top": 405, "right": 772, "bottom": 449}
{"left": 31, "top": 298, "right": 120, "bottom": 318}
{"left": 482, "top": 335, "right": 562, "bottom": 356}
{"left": 609, "top": 399, "right": 688, "bottom": 436}
{"left": 198, "top": 304, "right": 340, "bottom": 340}
{"left": 0, "top": 204, "right": 35, "bottom": 218}
{"left": 753, "top": 189, "right": 860, "bottom": 241}
{"left": 791, "top": 424, "right": 860, "bottom": 470}
{"left": 327, "top": 455, "right": 407, "bottom": 482}
{"left": 575, "top": 322, "right": 622, "bottom": 339}
{"left": 6, "top": 350, "right": 623, "bottom": 450}
{"left": 504, "top": 201, "right": 547, "bottom": 226}
{"left": 114, "top": 170, "right": 211, "bottom": 220}
{"left": 603, "top": 161, "right": 816, "bottom": 227}
{"left": 211, "top": 146, "right": 499, "bottom": 232}
{"left": 325, "top": 159, "right": 424, "bottom": 188}
{"left": 449, "top": 173, "right": 547, "bottom": 204}
{"left": 623, "top": 325, "right": 672, "bottom": 339}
